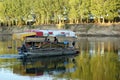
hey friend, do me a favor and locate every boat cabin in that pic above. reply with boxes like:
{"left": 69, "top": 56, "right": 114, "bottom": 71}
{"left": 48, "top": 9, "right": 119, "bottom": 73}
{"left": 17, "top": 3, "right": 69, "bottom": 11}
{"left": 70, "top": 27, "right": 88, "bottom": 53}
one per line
{"left": 24, "top": 36, "right": 72, "bottom": 49}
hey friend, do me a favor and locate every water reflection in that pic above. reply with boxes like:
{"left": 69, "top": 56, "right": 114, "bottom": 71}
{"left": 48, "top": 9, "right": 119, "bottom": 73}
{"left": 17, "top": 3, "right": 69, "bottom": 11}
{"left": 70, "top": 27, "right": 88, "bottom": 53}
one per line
{"left": 14, "top": 55, "right": 77, "bottom": 77}
{"left": 0, "top": 37, "right": 120, "bottom": 80}
{"left": 74, "top": 37, "right": 120, "bottom": 80}
{"left": 77, "top": 37, "right": 120, "bottom": 56}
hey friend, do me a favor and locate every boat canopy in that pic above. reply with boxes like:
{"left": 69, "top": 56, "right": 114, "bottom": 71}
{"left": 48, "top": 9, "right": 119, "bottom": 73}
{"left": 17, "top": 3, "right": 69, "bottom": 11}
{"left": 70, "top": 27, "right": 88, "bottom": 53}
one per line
{"left": 26, "top": 30, "right": 44, "bottom": 36}
{"left": 12, "top": 32, "right": 36, "bottom": 41}
{"left": 26, "top": 29, "right": 77, "bottom": 38}
{"left": 13, "top": 29, "right": 77, "bottom": 41}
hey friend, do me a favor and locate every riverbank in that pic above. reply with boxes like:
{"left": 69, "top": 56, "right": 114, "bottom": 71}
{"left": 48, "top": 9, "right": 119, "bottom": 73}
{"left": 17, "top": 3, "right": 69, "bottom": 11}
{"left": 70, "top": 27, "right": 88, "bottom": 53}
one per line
{"left": 0, "top": 23, "right": 120, "bottom": 37}
{"left": 68, "top": 23, "right": 120, "bottom": 36}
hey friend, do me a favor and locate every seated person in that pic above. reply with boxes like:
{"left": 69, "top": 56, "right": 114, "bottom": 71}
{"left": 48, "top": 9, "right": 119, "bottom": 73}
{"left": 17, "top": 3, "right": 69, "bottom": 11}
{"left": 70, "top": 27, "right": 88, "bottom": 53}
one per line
{"left": 21, "top": 44, "right": 28, "bottom": 52}
{"left": 47, "top": 39, "right": 51, "bottom": 43}
{"left": 54, "top": 37, "right": 58, "bottom": 43}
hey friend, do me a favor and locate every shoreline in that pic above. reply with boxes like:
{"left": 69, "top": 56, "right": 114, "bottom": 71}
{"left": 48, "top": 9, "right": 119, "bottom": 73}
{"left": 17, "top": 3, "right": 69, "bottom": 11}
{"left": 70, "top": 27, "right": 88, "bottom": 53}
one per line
{"left": 0, "top": 33, "right": 120, "bottom": 37}
{"left": 76, "top": 34, "right": 120, "bottom": 37}
{"left": 0, "top": 23, "right": 120, "bottom": 37}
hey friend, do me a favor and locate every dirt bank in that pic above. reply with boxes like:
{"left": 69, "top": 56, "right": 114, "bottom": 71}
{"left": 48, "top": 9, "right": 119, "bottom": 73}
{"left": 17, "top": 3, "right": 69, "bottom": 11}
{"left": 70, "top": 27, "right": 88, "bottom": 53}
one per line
{"left": 67, "top": 23, "right": 120, "bottom": 36}
{"left": 1, "top": 23, "right": 120, "bottom": 36}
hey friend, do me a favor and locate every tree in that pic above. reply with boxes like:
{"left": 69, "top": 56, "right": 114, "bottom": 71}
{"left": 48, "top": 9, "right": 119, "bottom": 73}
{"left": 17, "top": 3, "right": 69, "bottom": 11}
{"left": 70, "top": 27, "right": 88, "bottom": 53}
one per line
{"left": 0, "top": 0, "right": 119, "bottom": 27}
{"left": 90, "top": 0, "right": 119, "bottom": 23}
{"left": 76, "top": 0, "right": 90, "bottom": 23}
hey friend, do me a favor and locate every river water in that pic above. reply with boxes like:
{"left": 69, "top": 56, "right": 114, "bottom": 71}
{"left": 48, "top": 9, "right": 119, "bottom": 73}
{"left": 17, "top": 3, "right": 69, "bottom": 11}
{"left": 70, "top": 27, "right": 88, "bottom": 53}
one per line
{"left": 0, "top": 36, "right": 120, "bottom": 80}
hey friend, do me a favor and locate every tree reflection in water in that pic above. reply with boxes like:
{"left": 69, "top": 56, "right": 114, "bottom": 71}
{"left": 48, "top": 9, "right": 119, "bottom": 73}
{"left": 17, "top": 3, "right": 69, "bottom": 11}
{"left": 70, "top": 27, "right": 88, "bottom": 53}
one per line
{"left": 74, "top": 53, "right": 120, "bottom": 80}
{"left": 67, "top": 37, "right": 120, "bottom": 80}
{"left": 14, "top": 55, "right": 77, "bottom": 77}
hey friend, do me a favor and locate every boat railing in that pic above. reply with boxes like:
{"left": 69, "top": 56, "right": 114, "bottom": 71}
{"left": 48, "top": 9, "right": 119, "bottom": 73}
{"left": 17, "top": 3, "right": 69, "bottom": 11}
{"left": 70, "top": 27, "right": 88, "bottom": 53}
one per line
{"left": 26, "top": 42, "right": 69, "bottom": 51}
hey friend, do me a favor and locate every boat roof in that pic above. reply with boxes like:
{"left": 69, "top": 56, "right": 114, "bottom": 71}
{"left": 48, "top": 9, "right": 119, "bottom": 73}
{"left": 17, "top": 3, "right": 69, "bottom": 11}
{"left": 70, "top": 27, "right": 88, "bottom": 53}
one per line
{"left": 26, "top": 29, "right": 77, "bottom": 38}
{"left": 13, "top": 29, "right": 77, "bottom": 41}
{"left": 12, "top": 32, "right": 36, "bottom": 41}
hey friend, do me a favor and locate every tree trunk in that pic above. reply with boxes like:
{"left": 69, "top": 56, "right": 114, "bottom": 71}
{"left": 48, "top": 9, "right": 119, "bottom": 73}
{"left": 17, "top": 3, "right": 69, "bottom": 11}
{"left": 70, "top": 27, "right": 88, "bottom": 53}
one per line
{"left": 46, "top": 13, "right": 49, "bottom": 24}
{"left": 35, "top": 17, "right": 40, "bottom": 25}
{"left": 86, "top": 18, "right": 88, "bottom": 23}
{"left": 76, "top": 19, "right": 79, "bottom": 24}
{"left": 36, "top": 14, "right": 41, "bottom": 25}
{"left": 80, "top": 16, "right": 83, "bottom": 23}
{"left": 102, "top": 17, "right": 105, "bottom": 23}
{"left": 98, "top": 18, "right": 101, "bottom": 23}
{"left": 58, "top": 19, "right": 61, "bottom": 24}
{"left": 18, "top": 20, "right": 23, "bottom": 26}
{"left": 69, "top": 19, "right": 73, "bottom": 24}
{"left": 41, "top": 16, "right": 44, "bottom": 24}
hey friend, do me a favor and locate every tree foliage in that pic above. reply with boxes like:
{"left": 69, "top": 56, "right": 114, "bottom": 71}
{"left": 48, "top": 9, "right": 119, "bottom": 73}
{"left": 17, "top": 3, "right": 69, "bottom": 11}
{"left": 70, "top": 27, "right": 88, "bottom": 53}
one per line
{"left": 0, "top": 0, "right": 119, "bottom": 26}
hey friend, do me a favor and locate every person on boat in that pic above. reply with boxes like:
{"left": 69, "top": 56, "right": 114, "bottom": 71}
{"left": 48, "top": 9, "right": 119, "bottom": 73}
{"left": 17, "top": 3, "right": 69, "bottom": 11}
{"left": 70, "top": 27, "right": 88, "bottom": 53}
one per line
{"left": 72, "top": 41, "right": 75, "bottom": 48}
{"left": 47, "top": 39, "right": 51, "bottom": 43}
{"left": 54, "top": 37, "right": 58, "bottom": 43}
{"left": 21, "top": 44, "right": 28, "bottom": 53}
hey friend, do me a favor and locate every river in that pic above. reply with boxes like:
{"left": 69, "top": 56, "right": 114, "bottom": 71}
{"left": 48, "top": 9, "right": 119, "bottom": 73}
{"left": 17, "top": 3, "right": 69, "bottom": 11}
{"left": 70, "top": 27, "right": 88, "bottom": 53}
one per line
{"left": 0, "top": 36, "right": 120, "bottom": 80}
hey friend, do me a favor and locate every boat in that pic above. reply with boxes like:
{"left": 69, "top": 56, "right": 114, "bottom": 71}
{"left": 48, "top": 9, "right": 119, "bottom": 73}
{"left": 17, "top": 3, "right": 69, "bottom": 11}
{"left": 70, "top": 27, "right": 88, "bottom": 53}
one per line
{"left": 19, "top": 37, "right": 79, "bottom": 58}
{"left": 12, "top": 29, "right": 79, "bottom": 58}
